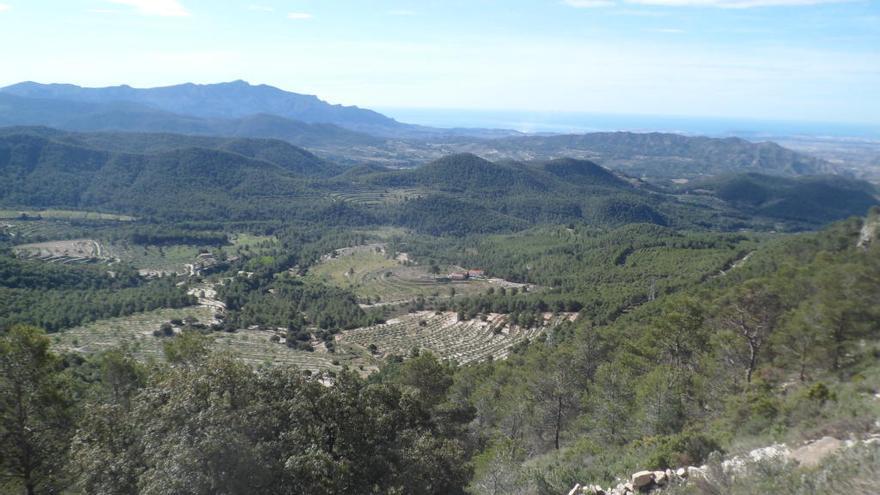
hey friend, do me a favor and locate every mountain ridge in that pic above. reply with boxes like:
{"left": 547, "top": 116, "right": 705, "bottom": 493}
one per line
{"left": 0, "top": 81, "right": 843, "bottom": 179}
{"left": 2, "top": 80, "right": 402, "bottom": 132}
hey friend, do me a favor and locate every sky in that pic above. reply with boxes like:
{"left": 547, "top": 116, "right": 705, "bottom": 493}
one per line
{"left": 0, "top": 0, "right": 878, "bottom": 124}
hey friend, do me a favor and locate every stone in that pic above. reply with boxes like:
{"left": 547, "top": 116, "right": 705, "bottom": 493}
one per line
{"left": 789, "top": 436, "right": 843, "bottom": 468}
{"left": 631, "top": 471, "right": 654, "bottom": 489}
{"left": 676, "top": 467, "right": 687, "bottom": 478}
{"left": 567, "top": 484, "right": 582, "bottom": 495}
{"left": 687, "top": 466, "right": 705, "bottom": 479}
{"left": 653, "top": 470, "right": 667, "bottom": 485}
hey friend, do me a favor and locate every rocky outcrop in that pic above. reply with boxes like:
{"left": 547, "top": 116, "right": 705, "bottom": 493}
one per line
{"left": 788, "top": 436, "right": 843, "bottom": 468}
{"left": 565, "top": 433, "right": 880, "bottom": 495}
{"left": 857, "top": 209, "right": 880, "bottom": 249}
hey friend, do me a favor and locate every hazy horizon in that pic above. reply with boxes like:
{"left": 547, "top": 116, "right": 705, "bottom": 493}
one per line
{"left": 0, "top": 0, "right": 878, "bottom": 125}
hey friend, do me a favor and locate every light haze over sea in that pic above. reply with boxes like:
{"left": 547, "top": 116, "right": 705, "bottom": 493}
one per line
{"left": 380, "top": 108, "right": 880, "bottom": 140}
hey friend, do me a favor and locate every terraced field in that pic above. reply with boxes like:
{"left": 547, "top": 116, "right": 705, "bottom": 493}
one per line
{"left": 0, "top": 209, "right": 135, "bottom": 221}
{"left": 14, "top": 239, "right": 107, "bottom": 264}
{"left": 105, "top": 243, "right": 203, "bottom": 275}
{"left": 338, "top": 311, "right": 575, "bottom": 364}
{"left": 3, "top": 219, "right": 106, "bottom": 243}
{"left": 328, "top": 187, "right": 426, "bottom": 206}
{"left": 307, "top": 245, "right": 502, "bottom": 305}
{"left": 52, "top": 306, "right": 216, "bottom": 360}
{"left": 52, "top": 305, "right": 345, "bottom": 371}
{"left": 11, "top": 229, "right": 273, "bottom": 275}
{"left": 51, "top": 303, "right": 570, "bottom": 371}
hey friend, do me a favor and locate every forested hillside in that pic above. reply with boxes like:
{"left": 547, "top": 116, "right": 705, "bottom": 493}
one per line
{"left": 1, "top": 129, "right": 874, "bottom": 232}
{"left": 685, "top": 173, "right": 879, "bottom": 224}
{"left": 1, "top": 0, "right": 877, "bottom": 488}
{"left": 445, "top": 213, "right": 880, "bottom": 493}
{"left": 0, "top": 125, "right": 876, "bottom": 495}
{"left": 2, "top": 209, "right": 878, "bottom": 494}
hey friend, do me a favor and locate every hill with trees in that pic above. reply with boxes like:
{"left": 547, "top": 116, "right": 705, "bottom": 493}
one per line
{"left": 447, "top": 131, "right": 840, "bottom": 178}
{"left": 0, "top": 129, "right": 874, "bottom": 231}
{"left": 686, "top": 173, "right": 879, "bottom": 224}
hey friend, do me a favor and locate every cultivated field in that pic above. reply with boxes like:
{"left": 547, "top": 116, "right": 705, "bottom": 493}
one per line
{"left": 307, "top": 244, "right": 511, "bottom": 305}
{"left": 2, "top": 219, "right": 91, "bottom": 242}
{"left": 51, "top": 305, "right": 347, "bottom": 371}
{"left": 52, "top": 306, "right": 216, "bottom": 360}
{"left": 9, "top": 227, "right": 275, "bottom": 275}
{"left": 338, "top": 311, "right": 575, "bottom": 364}
{"left": 14, "top": 238, "right": 106, "bottom": 264}
{"left": 0, "top": 209, "right": 135, "bottom": 221}
{"left": 51, "top": 305, "right": 568, "bottom": 372}
{"left": 106, "top": 243, "right": 203, "bottom": 275}
{"left": 328, "top": 187, "right": 427, "bottom": 206}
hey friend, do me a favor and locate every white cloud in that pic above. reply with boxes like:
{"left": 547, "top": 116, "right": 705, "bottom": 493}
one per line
{"left": 0, "top": 3, "right": 11, "bottom": 12}
{"left": 287, "top": 12, "right": 313, "bottom": 20}
{"left": 107, "top": 0, "right": 189, "bottom": 17}
{"left": 563, "top": 0, "right": 615, "bottom": 7}
{"left": 626, "top": 0, "right": 853, "bottom": 7}
{"left": 566, "top": 0, "right": 854, "bottom": 7}
{"left": 388, "top": 9, "right": 417, "bottom": 16}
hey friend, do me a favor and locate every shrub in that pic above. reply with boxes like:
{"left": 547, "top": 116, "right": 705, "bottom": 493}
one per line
{"left": 641, "top": 432, "right": 723, "bottom": 469}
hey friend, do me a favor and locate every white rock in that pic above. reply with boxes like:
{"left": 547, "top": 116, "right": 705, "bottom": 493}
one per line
{"left": 789, "top": 436, "right": 842, "bottom": 468}
{"left": 567, "top": 484, "right": 582, "bottom": 495}
{"left": 631, "top": 471, "right": 654, "bottom": 488}
{"left": 687, "top": 466, "right": 705, "bottom": 479}
{"left": 653, "top": 470, "right": 667, "bottom": 485}
{"left": 676, "top": 467, "right": 687, "bottom": 478}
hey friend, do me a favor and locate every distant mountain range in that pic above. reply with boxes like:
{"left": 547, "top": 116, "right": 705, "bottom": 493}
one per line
{"left": 0, "top": 81, "right": 842, "bottom": 179}
{"left": 454, "top": 132, "right": 840, "bottom": 178}
{"left": 0, "top": 91, "right": 382, "bottom": 147}
{"left": 1, "top": 80, "right": 407, "bottom": 134}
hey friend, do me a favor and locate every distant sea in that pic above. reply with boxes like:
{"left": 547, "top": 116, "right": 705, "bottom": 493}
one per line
{"left": 379, "top": 108, "right": 880, "bottom": 140}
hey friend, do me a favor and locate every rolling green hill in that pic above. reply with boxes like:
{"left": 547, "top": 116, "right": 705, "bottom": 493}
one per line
{"left": 454, "top": 131, "right": 839, "bottom": 178}
{"left": 536, "top": 157, "right": 630, "bottom": 188}
{"left": 0, "top": 128, "right": 874, "bottom": 231}
{"left": 687, "top": 173, "right": 878, "bottom": 224}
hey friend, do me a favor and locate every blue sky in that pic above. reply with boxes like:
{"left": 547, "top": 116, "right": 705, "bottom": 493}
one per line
{"left": 0, "top": 0, "right": 877, "bottom": 124}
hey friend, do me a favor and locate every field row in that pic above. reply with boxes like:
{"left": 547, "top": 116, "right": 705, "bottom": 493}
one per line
{"left": 51, "top": 305, "right": 344, "bottom": 371}
{"left": 338, "top": 311, "right": 574, "bottom": 364}
{"left": 0, "top": 209, "right": 135, "bottom": 221}
{"left": 328, "top": 188, "right": 426, "bottom": 206}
